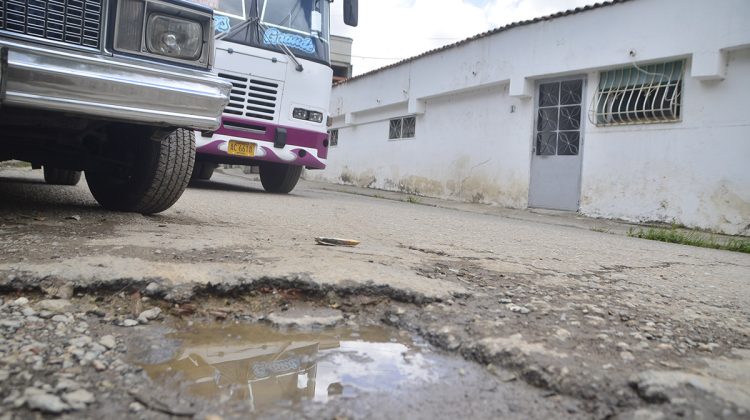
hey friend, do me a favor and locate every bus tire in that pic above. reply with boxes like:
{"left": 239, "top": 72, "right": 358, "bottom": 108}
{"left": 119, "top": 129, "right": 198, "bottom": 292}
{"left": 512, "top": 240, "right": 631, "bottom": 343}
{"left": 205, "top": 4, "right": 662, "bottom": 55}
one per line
{"left": 86, "top": 128, "right": 195, "bottom": 214}
{"left": 259, "top": 162, "right": 301, "bottom": 194}
{"left": 191, "top": 162, "right": 215, "bottom": 180}
{"left": 43, "top": 166, "right": 81, "bottom": 186}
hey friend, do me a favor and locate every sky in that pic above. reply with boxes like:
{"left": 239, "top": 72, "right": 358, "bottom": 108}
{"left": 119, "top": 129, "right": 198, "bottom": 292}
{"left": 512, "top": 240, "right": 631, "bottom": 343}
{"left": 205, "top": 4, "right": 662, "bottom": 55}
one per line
{"left": 330, "top": 0, "right": 598, "bottom": 75}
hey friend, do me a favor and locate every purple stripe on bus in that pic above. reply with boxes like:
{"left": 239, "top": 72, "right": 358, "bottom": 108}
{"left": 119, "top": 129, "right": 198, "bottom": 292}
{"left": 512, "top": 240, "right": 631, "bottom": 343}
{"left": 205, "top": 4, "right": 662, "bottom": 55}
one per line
{"left": 196, "top": 140, "right": 326, "bottom": 169}
{"left": 215, "top": 115, "right": 328, "bottom": 159}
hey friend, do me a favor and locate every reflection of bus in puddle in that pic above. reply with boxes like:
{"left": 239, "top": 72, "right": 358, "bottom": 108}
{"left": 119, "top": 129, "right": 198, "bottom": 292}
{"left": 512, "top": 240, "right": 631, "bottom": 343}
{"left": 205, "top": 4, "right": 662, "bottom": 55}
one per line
{"left": 141, "top": 325, "right": 436, "bottom": 411}
{"left": 145, "top": 340, "right": 330, "bottom": 410}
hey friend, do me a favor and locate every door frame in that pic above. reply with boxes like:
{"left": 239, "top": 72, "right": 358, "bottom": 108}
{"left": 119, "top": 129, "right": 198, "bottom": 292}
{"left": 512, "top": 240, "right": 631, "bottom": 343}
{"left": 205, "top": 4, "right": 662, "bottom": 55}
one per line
{"left": 528, "top": 74, "right": 589, "bottom": 211}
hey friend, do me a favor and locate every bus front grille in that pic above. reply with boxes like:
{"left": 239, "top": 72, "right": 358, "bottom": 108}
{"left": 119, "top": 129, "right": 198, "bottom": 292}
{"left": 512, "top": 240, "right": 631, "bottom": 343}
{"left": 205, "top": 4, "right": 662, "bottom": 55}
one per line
{"left": 0, "top": 0, "right": 103, "bottom": 49}
{"left": 218, "top": 72, "right": 279, "bottom": 121}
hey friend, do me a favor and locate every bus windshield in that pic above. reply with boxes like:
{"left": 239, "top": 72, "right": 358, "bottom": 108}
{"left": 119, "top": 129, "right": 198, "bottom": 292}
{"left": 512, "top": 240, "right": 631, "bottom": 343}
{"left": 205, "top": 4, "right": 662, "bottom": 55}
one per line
{"left": 188, "top": 0, "right": 331, "bottom": 64}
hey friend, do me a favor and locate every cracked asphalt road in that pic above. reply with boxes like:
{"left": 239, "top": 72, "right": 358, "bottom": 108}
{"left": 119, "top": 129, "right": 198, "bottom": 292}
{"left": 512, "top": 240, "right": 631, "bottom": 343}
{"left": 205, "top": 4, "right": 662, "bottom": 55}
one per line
{"left": 1, "top": 166, "right": 749, "bottom": 419}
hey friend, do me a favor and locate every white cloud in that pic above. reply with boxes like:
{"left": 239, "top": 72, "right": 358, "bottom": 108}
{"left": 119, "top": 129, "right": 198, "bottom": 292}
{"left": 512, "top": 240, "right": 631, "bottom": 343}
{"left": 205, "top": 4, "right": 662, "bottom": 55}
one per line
{"left": 331, "top": 0, "right": 596, "bottom": 75}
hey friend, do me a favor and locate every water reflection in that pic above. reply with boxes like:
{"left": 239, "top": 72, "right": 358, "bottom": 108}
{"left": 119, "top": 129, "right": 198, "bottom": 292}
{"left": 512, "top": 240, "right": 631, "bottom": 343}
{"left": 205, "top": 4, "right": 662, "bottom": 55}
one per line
{"left": 140, "top": 324, "right": 437, "bottom": 411}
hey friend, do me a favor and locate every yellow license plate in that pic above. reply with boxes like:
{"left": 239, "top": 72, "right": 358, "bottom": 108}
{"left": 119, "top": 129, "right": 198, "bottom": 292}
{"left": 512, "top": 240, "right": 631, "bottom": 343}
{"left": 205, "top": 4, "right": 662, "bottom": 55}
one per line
{"left": 227, "top": 140, "right": 255, "bottom": 157}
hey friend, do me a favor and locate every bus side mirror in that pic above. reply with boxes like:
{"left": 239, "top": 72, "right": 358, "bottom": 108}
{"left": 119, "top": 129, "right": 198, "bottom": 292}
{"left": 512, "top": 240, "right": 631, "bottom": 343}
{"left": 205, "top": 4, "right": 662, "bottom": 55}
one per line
{"left": 311, "top": 10, "right": 322, "bottom": 34}
{"left": 344, "top": 0, "right": 358, "bottom": 27}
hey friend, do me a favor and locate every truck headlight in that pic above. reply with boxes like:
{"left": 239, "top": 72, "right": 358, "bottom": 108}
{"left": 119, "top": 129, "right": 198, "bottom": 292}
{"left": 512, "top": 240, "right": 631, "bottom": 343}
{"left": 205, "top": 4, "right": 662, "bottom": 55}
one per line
{"left": 146, "top": 15, "right": 203, "bottom": 60}
{"left": 114, "top": 0, "right": 213, "bottom": 68}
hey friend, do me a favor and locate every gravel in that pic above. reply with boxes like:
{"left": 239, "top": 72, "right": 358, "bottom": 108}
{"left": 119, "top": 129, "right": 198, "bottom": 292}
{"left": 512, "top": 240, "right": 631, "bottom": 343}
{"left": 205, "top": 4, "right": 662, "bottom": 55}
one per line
{"left": 0, "top": 294, "right": 149, "bottom": 417}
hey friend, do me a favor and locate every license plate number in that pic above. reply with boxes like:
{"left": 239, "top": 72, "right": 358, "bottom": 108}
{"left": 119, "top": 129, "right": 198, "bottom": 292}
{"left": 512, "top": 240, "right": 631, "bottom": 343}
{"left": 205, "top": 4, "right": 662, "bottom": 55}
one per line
{"left": 227, "top": 140, "right": 255, "bottom": 157}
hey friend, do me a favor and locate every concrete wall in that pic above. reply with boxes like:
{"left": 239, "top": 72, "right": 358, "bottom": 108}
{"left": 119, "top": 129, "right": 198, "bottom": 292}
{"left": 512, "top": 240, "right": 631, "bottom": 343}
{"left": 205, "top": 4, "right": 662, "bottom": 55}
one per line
{"left": 579, "top": 49, "right": 750, "bottom": 234}
{"left": 320, "top": 0, "right": 750, "bottom": 235}
{"left": 329, "top": 84, "right": 534, "bottom": 207}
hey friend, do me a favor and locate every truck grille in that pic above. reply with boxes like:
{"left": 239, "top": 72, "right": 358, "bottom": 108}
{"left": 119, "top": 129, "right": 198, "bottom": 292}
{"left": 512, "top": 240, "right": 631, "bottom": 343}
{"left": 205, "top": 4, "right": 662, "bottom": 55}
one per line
{"left": 218, "top": 72, "right": 279, "bottom": 121}
{"left": 0, "top": 0, "right": 103, "bottom": 49}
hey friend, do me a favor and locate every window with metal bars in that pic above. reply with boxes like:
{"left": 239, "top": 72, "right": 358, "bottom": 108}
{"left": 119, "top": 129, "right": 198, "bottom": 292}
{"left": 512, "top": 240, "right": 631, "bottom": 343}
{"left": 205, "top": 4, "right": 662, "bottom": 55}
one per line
{"left": 328, "top": 129, "right": 338, "bottom": 146}
{"left": 591, "top": 60, "right": 684, "bottom": 126}
{"left": 388, "top": 116, "right": 416, "bottom": 140}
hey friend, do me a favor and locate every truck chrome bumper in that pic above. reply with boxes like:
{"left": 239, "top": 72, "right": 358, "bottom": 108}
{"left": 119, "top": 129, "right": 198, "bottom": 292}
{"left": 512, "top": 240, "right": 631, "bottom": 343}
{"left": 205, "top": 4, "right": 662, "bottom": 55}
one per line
{"left": 0, "top": 39, "right": 231, "bottom": 131}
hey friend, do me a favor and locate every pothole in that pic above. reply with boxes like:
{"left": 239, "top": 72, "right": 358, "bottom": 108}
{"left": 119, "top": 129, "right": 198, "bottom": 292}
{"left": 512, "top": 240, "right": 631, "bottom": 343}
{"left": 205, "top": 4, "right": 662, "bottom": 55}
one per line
{"left": 131, "top": 323, "right": 449, "bottom": 412}
{"left": 1, "top": 291, "right": 586, "bottom": 418}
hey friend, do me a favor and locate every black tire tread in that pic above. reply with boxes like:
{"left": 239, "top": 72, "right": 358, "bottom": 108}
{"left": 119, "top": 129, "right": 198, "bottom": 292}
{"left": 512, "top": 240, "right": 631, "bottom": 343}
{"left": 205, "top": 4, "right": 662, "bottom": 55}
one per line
{"left": 86, "top": 128, "right": 195, "bottom": 214}
{"left": 259, "top": 163, "right": 302, "bottom": 194}
{"left": 191, "top": 162, "right": 215, "bottom": 180}
{"left": 43, "top": 167, "right": 81, "bottom": 186}
{"left": 136, "top": 129, "right": 195, "bottom": 214}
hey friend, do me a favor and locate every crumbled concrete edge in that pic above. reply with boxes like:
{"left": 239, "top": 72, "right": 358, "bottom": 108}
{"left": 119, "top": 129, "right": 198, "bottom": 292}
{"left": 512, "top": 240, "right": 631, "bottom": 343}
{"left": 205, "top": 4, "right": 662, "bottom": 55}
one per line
{"left": 382, "top": 308, "right": 629, "bottom": 418}
{"left": 0, "top": 271, "right": 444, "bottom": 305}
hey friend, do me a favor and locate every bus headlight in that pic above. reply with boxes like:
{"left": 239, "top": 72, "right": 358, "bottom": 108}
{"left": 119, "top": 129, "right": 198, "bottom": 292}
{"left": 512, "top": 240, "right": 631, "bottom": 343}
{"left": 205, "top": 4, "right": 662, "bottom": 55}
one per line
{"left": 146, "top": 15, "right": 203, "bottom": 60}
{"left": 293, "top": 108, "right": 309, "bottom": 120}
{"left": 293, "top": 108, "right": 324, "bottom": 123}
{"left": 114, "top": 0, "right": 213, "bottom": 68}
{"left": 307, "top": 111, "right": 324, "bottom": 123}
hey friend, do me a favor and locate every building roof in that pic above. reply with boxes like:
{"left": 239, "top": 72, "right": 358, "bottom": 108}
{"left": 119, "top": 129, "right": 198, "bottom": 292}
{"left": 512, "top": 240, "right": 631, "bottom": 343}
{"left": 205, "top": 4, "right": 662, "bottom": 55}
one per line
{"left": 335, "top": 0, "right": 633, "bottom": 86}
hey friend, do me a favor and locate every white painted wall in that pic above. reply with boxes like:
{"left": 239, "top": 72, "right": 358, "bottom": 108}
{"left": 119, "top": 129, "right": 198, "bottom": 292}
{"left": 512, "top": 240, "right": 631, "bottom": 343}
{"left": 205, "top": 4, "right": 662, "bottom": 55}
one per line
{"left": 321, "top": 0, "right": 750, "bottom": 235}
{"left": 580, "top": 49, "right": 750, "bottom": 235}
{"left": 326, "top": 85, "right": 534, "bottom": 207}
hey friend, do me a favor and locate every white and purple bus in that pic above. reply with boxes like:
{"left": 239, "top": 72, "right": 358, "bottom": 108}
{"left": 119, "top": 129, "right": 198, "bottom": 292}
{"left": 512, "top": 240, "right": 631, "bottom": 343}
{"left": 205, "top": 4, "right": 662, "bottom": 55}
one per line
{"left": 190, "top": 0, "right": 358, "bottom": 193}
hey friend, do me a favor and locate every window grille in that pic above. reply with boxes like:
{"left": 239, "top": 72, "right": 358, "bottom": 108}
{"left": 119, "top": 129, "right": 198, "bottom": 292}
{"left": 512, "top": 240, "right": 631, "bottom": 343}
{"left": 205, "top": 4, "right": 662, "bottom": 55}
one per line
{"left": 328, "top": 129, "right": 338, "bottom": 146}
{"left": 388, "top": 119, "right": 401, "bottom": 139}
{"left": 536, "top": 79, "right": 583, "bottom": 156}
{"left": 591, "top": 60, "right": 684, "bottom": 126}
{"left": 388, "top": 116, "right": 416, "bottom": 140}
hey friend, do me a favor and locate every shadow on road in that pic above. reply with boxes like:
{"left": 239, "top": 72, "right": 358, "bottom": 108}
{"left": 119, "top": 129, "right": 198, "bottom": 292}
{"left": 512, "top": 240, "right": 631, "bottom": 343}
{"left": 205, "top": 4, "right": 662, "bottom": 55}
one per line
{"left": 187, "top": 179, "right": 265, "bottom": 194}
{"left": 0, "top": 172, "right": 196, "bottom": 225}
{"left": 0, "top": 173, "right": 102, "bottom": 215}
{"left": 0, "top": 176, "right": 46, "bottom": 186}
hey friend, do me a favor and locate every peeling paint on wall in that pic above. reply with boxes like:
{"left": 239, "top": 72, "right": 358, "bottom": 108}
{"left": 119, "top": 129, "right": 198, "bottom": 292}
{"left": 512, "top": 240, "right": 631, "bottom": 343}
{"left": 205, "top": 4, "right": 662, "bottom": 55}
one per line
{"left": 332, "top": 165, "right": 528, "bottom": 210}
{"left": 397, "top": 175, "right": 445, "bottom": 196}
{"left": 580, "top": 178, "right": 750, "bottom": 236}
{"left": 339, "top": 167, "right": 377, "bottom": 188}
{"left": 710, "top": 182, "right": 750, "bottom": 235}
{"left": 447, "top": 175, "right": 528, "bottom": 207}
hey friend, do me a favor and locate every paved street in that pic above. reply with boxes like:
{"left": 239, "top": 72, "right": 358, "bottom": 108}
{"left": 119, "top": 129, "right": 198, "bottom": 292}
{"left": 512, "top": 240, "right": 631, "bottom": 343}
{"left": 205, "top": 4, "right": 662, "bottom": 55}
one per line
{"left": 1, "top": 165, "right": 748, "bottom": 419}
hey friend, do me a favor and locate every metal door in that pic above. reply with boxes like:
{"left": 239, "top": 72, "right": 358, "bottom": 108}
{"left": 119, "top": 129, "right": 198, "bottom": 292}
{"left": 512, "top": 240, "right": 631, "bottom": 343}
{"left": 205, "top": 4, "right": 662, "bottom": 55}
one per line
{"left": 528, "top": 78, "right": 585, "bottom": 211}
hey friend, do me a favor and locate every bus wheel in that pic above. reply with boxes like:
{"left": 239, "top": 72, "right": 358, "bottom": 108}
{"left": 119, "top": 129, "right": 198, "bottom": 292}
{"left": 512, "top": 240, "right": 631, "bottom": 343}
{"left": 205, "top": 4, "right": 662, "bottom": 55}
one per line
{"left": 43, "top": 166, "right": 81, "bottom": 186}
{"left": 191, "top": 162, "right": 216, "bottom": 180}
{"left": 259, "top": 163, "right": 301, "bottom": 194}
{"left": 86, "top": 128, "right": 194, "bottom": 214}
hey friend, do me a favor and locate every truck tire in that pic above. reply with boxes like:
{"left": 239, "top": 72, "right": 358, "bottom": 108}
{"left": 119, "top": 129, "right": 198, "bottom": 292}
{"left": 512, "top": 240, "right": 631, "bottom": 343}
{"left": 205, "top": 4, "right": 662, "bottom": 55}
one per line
{"left": 43, "top": 166, "right": 81, "bottom": 186}
{"left": 191, "top": 162, "right": 215, "bottom": 180}
{"left": 259, "top": 162, "right": 302, "bottom": 194}
{"left": 86, "top": 128, "right": 195, "bottom": 214}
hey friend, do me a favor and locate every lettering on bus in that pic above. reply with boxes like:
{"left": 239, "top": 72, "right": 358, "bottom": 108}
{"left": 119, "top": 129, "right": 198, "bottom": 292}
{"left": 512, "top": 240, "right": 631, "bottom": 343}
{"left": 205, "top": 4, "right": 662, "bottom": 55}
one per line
{"left": 263, "top": 28, "right": 315, "bottom": 54}
{"left": 214, "top": 15, "right": 231, "bottom": 33}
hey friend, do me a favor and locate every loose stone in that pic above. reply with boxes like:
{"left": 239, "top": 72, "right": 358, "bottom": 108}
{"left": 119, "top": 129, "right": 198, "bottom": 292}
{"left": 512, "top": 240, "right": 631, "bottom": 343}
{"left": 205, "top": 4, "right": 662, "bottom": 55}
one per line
{"left": 137, "top": 307, "right": 162, "bottom": 324}
{"left": 99, "top": 335, "right": 116, "bottom": 350}
{"left": 54, "top": 379, "right": 80, "bottom": 393}
{"left": 12, "top": 297, "right": 29, "bottom": 306}
{"left": 25, "top": 390, "right": 69, "bottom": 414}
{"left": 62, "top": 389, "right": 95, "bottom": 410}
{"left": 555, "top": 328, "right": 571, "bottom": 341}
{"left": 507, "top": 304, "right": 531, "bottom": 314}
{"left": 36, "top": 299, "right": 72, "bottom": 313}
{"left": 129, "top": 402, "right": 145, "bottom": 413}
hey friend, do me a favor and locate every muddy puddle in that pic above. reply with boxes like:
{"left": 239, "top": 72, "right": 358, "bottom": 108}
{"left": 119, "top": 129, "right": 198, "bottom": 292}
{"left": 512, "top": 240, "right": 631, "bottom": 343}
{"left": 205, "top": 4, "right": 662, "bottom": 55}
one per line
{"left": 130, "top": 323, "right": 454, "bottom": 412}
